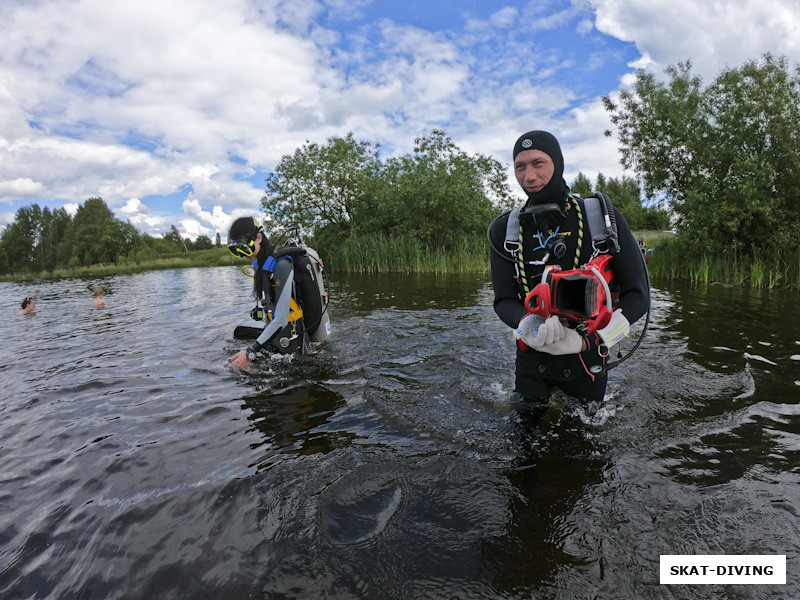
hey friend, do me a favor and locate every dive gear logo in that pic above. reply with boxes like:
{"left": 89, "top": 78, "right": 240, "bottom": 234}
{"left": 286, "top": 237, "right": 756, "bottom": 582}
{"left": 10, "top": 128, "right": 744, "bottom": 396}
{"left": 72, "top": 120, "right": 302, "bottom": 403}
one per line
{"left": 521, "top": 138, "right": 532, "bottom": 149}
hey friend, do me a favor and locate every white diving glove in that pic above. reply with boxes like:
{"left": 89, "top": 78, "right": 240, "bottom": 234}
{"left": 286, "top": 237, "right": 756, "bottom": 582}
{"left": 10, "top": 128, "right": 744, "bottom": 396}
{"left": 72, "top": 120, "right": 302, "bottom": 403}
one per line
{"left": 530, "top": 315, "right": 583, "bottom": 355}
{"left": 514, "top": 314, "right": 546, "bottom": 347}
{"left": 597, "top": 309, "right": 630, "bottom": 348}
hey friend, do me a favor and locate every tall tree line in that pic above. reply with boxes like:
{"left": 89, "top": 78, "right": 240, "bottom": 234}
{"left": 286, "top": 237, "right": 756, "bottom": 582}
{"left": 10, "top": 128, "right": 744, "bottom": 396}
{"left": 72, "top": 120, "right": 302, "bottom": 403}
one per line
{"left": 0, "top": 197, "right": 216, "bottom": 275}
{"left": 262, "top": 129, "right": 673, "bottom": 259}
{"left": 570, "top": 172, "right": 670, "bottom": 230}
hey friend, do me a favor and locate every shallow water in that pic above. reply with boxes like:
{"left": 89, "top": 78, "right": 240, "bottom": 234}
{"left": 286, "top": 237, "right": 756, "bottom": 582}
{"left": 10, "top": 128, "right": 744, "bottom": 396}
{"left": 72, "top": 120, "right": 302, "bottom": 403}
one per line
{"left": 1, "top": 268, "right": 798, "bottom": 599}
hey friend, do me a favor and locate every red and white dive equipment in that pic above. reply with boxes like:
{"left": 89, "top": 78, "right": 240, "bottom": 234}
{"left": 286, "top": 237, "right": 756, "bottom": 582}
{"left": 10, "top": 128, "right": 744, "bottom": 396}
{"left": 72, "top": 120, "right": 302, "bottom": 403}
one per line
{"left": 523, "top": 253, "right": 616, "bottom": 336}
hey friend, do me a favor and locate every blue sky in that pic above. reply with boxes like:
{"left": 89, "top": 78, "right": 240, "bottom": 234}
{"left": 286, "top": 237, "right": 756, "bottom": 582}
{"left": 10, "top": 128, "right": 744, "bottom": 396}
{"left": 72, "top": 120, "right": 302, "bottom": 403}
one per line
{"left": 1, "top": 0, "right": 799, "bottom": 240}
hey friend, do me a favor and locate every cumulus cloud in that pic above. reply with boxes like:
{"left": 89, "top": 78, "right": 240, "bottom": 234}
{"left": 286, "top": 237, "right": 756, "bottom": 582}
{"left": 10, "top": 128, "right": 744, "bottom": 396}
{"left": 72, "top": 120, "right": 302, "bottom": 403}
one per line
{"left": 115, "top": 198, "right": 167, "bottom": 232}
{"left": 181, "top": 198, "right": 247, "bottom": 240}
{"left": 0, "top": 212, "right": 15, "bottom": 228}
{"left": 0, "top": 0, "right": 798, "bottom": 239}
{"left": 590, "top": 0, "right": 800, "bottom": 81}
{"left": 0, "top": 178, "right": 45, "bottom": 200}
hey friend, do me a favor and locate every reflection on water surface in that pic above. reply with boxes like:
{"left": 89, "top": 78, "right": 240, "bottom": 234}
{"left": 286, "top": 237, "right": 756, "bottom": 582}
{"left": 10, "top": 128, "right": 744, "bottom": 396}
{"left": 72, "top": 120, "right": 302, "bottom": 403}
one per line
{"left": 1, "top": 269, "right": 798, "bottom": 599}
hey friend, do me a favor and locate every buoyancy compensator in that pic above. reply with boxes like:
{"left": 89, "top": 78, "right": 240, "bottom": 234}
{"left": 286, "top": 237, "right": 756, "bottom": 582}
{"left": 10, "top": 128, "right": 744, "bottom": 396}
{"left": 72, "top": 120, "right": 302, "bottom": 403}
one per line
{"left": 269, "top": 228, "right": 331, "bottom": 342}
{"left": 235, "top": 227, "right": 331, "bottom": 343}
{"left": 522, "top": 193, "right": 619, "bottom": 335}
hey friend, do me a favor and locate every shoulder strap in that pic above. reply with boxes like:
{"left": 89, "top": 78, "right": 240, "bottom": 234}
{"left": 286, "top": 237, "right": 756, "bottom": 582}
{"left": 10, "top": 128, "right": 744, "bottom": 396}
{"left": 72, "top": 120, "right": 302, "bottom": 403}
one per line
{"left": 258, "top": 254, "right": 293, "bottom": 274}
{"left": 583, "top": 192, "right": 620, "bottom": 254}
{"left": 583, "top": 195, "right": 607, "bottom": 245}
{"left": 504, "top": 205, "right": 523, "bottom": 253}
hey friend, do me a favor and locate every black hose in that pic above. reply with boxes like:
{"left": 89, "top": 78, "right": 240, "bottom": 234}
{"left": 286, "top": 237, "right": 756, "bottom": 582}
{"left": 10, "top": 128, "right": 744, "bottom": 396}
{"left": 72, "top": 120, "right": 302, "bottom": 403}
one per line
{"left": 606, "top": 244, "right": 651, "bottom": 370}
{"left": 486, "top": 212, "right": 517, "bottom": 263}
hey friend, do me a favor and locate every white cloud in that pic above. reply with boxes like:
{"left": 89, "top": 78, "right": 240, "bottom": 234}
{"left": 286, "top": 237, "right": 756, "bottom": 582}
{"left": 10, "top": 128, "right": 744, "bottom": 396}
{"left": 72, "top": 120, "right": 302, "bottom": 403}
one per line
{"left": 118, "top": 198, "right": 149, "bottom": 218}
{"left": 562, "top": 98, "right": 629, "bottom": 182}
{"left": 0, "top": 0, "right": 799, "bottom": 238}
{"left": 181, "top": 198, "right": 243, "bottom": 239}
{"left": 590, "top": 0, "right": 800, "bottom": 80}
{"left": 0, "top": 177, "right": 45, "bottom": 200}
{"left": 115, "top": 198, "right": 165, "bottom": 232}
{"left": 490, "top": 6, "right": 518, "bottom": 27}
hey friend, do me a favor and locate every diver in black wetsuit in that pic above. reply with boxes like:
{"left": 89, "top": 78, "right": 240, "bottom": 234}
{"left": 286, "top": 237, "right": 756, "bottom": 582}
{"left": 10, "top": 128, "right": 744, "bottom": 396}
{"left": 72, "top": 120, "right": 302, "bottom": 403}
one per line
{"left": 227, "top": 216, "right": 309, "bottom": 369}
{"left": 488, "top": 131, "right": 649, "bottom": 402}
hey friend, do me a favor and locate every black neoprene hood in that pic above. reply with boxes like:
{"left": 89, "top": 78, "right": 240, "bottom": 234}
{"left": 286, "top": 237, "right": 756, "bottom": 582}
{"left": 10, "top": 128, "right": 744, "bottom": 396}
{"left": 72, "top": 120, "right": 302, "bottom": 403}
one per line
{"left": 228, "top": 216, "right": 260, "bottom": 242}
{"left": 513, "top": 130, "right": 569, "bottom": 205}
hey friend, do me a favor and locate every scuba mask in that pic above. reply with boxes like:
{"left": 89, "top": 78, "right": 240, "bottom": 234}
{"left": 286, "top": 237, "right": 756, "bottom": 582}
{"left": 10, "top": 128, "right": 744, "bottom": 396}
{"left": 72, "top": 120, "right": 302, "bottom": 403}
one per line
{"left": 227, "top": 236, "right": 257, "bottom": 258}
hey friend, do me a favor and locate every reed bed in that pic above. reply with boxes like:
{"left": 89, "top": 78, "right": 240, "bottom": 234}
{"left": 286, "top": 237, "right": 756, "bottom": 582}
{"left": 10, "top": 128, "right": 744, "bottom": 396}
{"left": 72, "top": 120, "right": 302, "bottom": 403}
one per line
{"left": 5, "top": 230, "right": 798, "bottom": 290}
{"left": 322, "top": 233, "right": 488, "bottom": 274}
{"left": 646, "top": 238, "right": 800, "bottom": 289}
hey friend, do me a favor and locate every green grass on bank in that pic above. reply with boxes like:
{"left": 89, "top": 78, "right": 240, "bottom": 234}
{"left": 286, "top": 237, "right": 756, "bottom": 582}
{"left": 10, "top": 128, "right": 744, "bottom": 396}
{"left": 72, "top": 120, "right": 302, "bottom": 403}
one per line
{"left": 4, "top": 230, "right": 799, "bottom": 290}
{"left": 645, "top": 238, "right": 800, "bottom": 289}
{"left": 0, "top": 248, "right": 239, "bottom": 282}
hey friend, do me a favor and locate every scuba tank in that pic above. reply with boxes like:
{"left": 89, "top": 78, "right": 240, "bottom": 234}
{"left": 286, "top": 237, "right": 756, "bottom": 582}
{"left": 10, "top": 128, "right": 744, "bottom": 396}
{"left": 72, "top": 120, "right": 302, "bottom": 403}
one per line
{"left": 271, "top": 244, "right": 331, "bottom": 342}
{"left": 270, "top": 228, "right": 331, "bottom": 343}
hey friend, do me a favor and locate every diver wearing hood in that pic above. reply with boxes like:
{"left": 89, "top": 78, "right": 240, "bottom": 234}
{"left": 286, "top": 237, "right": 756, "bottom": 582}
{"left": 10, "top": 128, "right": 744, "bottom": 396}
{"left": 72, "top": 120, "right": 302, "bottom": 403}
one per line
{"left": 488, "top": 130, "right": 650, "bottom": 403}
{"left": 514, "top": 130, "right": 570, "bottom": 235}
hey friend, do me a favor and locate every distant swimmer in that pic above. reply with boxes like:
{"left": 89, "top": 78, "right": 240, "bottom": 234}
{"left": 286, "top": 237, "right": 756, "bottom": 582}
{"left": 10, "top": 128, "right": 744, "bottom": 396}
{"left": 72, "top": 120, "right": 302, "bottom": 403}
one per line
{"left": 93, "top": 287, "right": 106, "bottom": 309}
{"left": 20, "top": 297, "right": 36, "bottom": 315}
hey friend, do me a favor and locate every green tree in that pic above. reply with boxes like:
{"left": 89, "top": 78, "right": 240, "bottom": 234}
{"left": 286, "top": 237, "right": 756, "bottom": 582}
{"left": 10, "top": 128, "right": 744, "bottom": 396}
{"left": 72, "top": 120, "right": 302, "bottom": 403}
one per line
{"left": 60, "top": 198, "right": 117, "bottom": 266}
{"left": 378, "top": 129, "right": 512, "bottom": 248}
{"left": 98, "top": 219, "right": 142, "bottom": 263}
{"left": 215, "top": 232, "right": 221, "bottom": 247}
{"left": 263, "top": 129, "right": 514, "bottom": 253}
{"left": 38, "top": 207, "right": 71, "bottom": 270}
{"left": 195, "top": 235, "right": 213, "bottom": 250}
{"left": 570, "top": 173, "right": 671, "bottom": 230}
{"left": 262, "top": 132, "right": 382, "bottom": 234}
{"left": 604, "top": 54, "right": 800, "bottom": 256}
{"left": 571, "top": 172, "right": 593, "bottom": 198}
{"left": 0, "top": 204, "right": 42, "bottom": 273}
{"left": 162, "top": 225, "right": 188, "bottom": 252}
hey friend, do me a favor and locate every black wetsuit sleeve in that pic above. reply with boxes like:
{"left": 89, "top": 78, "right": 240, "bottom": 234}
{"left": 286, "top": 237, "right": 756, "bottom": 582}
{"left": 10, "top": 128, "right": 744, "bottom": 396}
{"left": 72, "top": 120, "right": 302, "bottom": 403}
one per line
{"left": 488, "top": 213, "right": 527, "bottom": 329}
{"left": 254, "top": 260, "right": 294, "bottom": 349}
{"left": 612, "top": 207, "right": 650, "bottom": 325}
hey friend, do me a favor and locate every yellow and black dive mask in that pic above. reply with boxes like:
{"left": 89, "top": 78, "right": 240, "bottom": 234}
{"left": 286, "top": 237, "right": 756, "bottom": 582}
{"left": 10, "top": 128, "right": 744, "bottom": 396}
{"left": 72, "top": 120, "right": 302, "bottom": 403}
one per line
{"left": 227, "top": 237, "right": 256, "bottom": 258}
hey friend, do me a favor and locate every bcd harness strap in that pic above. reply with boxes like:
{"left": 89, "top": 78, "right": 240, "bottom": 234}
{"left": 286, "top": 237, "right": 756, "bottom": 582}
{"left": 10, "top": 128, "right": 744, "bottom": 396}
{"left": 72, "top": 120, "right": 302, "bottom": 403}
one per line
{"left": 256, "top": 255, "right": 304, "bottom": 323}
{"left": 504, "top": 193, "right": 618, "bottom": 298}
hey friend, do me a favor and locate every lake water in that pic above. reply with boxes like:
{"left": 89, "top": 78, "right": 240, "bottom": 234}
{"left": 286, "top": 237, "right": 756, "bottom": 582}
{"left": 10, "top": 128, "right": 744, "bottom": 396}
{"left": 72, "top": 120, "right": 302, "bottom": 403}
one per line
{"left": 1, "top": 267, "right": 798, "bottom": 599}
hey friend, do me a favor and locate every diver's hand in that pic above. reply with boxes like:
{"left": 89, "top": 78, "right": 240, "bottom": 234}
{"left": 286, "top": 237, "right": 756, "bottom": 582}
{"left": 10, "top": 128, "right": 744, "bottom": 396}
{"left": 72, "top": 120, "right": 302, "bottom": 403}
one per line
{"left": 228, "top": 349, "right": 251, "bottom": 369}
{"left": 513, "top": 314, "right": 545, "bottom": 347}
{"left": 530, "top": 316, "right": 583, "bottom": 355}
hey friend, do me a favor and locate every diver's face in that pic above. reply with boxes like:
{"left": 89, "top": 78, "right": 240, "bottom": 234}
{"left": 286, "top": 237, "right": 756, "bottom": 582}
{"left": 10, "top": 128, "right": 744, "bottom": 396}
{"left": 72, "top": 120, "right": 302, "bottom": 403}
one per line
{"left": 514, "top": 149, "right": 555, "bottom": 195}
